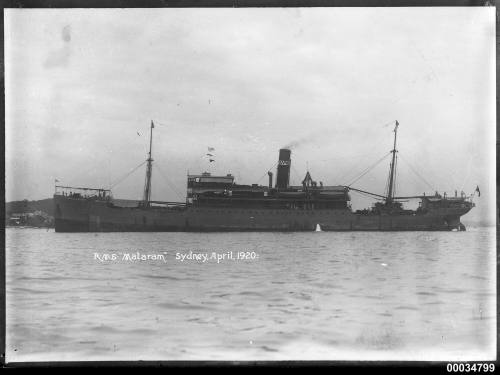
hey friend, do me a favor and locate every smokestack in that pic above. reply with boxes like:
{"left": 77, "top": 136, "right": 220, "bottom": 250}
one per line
{"left": 267, "top": 171, "right": 273, "bottom": 189}
{"left": 276, "top": 149, "right": 291, "bottom": 189}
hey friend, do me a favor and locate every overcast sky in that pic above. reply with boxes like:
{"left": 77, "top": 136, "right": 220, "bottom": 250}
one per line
{"left": 5, "top": 7, "right": 496, "bottom": 222}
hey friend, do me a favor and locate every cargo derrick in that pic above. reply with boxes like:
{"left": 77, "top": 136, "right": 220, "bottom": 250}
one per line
{"left": 346, "top": 121, "right": 475, "bottom": 230}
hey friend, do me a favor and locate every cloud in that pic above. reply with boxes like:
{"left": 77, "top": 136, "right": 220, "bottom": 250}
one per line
{"left": 43, "top": 47, "right": 71, "bottom": 68}
{"left": 62, "top": 24, "right": 71, "bottom": 42}
{"left": 43, "top": 25, "right": 71, "bottom": 68}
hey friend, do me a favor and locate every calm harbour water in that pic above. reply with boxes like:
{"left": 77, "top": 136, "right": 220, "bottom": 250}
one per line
{"left": 5, "top": 227, "right": 496, "bottom": 362}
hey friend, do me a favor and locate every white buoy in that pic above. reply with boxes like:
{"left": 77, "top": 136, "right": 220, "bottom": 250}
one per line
{"left": 315, "top": 224, "right": 322, "bottom": 232}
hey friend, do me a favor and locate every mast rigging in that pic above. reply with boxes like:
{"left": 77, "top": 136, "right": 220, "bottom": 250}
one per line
{"left": 386, "top": 120, "right": 399, "bottom": 204}
{"left": 142, "top": 120, "right": 154, "bottom": 207}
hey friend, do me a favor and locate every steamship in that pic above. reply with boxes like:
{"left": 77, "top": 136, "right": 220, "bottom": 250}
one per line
{"left": 54, "top": 121, "right": 475, "bottom": 232}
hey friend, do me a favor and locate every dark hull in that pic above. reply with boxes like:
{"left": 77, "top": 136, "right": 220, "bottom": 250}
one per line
{"left": 54, "top": 195, "right": 471, "bottom": 232}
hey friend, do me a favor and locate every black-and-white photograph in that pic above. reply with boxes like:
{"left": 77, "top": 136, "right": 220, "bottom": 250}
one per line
{"left": 4, "top": 6, "right": 496, "bottom": 363}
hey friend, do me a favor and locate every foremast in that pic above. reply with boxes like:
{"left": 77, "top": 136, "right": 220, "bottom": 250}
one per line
{"left": 142, "top": 120, "right": 154, "bottom": 207}
{"left": 386, "top": 120, "right": 399, "bottom": 205}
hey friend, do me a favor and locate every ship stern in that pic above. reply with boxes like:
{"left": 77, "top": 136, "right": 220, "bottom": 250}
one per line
{"left": 53, "top": 194, "right": 91, "bottom": 232}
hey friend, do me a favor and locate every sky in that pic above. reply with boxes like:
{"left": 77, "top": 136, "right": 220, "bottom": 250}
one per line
{"left": 5, "top": 7, "right": 496, "bottom": 224}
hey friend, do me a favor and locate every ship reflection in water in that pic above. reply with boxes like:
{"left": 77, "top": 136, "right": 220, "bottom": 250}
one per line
{"left": 6, "top": 227, "right": 496, "bottom": 361}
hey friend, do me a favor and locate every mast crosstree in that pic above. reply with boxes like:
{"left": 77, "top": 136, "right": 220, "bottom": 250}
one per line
{"left": 142, "top": 120, "right": 154, "bottom": 207}
{"left": 386, "top": 120, "right": 399, "bottom": 204}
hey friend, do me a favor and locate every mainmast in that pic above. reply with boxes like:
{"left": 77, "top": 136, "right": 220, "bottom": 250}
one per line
{"left": 142, "top": 120, "right": 154, "bottom": 207}
{"left": 386, "top": 120, "right": 399, "bottom": 204}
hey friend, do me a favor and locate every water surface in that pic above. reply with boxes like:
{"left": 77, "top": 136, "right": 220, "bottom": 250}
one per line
{"left": 5, "top": 227, "right": 496, "bottom": 361}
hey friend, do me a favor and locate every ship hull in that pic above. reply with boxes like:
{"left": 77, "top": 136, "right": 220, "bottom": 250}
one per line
{"left": 54, "top": 195, "right": 470, "bottom": 232}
